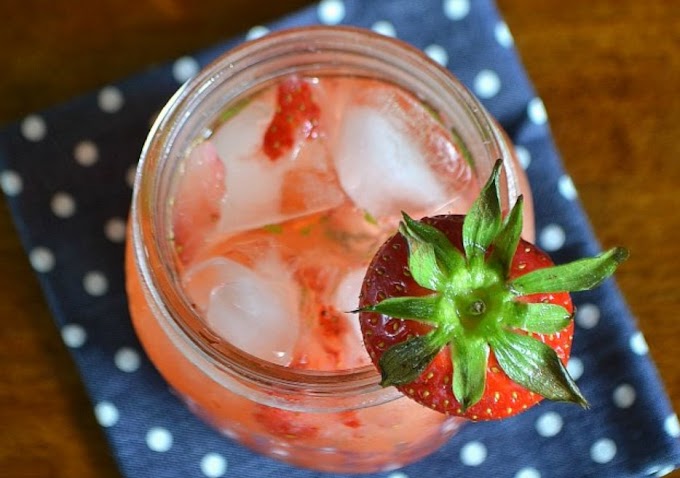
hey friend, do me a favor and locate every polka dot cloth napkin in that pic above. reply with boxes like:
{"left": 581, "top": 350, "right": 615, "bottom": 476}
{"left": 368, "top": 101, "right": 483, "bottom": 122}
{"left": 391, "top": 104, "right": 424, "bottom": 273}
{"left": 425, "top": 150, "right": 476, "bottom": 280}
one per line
{"left": 1, "top": 0, "right": 679, "bottom": 477}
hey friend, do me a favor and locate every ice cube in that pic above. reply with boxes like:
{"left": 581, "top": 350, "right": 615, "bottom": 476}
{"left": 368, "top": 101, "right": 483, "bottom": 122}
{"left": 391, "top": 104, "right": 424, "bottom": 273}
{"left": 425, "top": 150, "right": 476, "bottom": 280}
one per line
{"left": 330, "top": 83, "right": 469, "bottom": 220}
{"left": 182, "top": 253, "right": 300, "bottom": 366}
{"left": 332, "top": 268, "right": 372, "bottom": 368}
{"left": 210, "top": 88, "right": 284, "bottom": 233}
{"left": 182, "top": 257, "right": 234, "bottom": 312}
{"left": 279, "top": 139, "right": 346, "bottom": 217}
{"left": 211, "top": 87, "right": 345, "bottom": 235}
{"left": 172, "top": 141, "right": 226, "bottom": 264}
{"left": 211, "top": 88, "right": 278, "bottom": 164}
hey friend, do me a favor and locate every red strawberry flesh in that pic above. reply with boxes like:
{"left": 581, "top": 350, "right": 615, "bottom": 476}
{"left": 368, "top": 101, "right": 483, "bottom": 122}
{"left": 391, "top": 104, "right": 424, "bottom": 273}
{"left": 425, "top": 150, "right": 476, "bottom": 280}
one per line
{"left": 263, "top": 76, "right": 321, "bottom": 161}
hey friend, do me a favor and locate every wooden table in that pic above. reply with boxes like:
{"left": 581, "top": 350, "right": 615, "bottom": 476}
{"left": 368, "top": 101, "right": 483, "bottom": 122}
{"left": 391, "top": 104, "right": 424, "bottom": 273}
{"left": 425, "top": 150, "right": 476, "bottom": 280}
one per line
{"left": 1, "top": 1, "right": 677, "bottom": 476}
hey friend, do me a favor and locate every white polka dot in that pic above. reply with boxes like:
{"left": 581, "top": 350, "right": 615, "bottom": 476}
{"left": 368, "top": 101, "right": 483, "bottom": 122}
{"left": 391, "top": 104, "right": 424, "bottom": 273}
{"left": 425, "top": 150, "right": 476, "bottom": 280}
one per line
{"left": 473, "top": 69, "right": 501, "bottom": 99}
{"left": 535, "top": 411, "right": 563, "bottom": 437}
{"left": 246, "top": 25, "right": 270, "bottom": 41}
{"left": 74, "top": 140, "right": 99, "bottom": 166}
{"left": 444, "top": 0, "right": 470, "bottom": 21}
{"left": 629, "top": 331, "right": 649, "bottom": 355}
{"left": 200, "top": 452, "right": 228, "bottom": 477}
{"left": 51, "top": 191, "right": 77, "bottom": 218}
{"left": 539, "top": 224, "right": 566, "bottom": 251}
{"left": 575, "top": 303, "right": 600, "bottom": 329}
{"left": 388, "top": 472, "right": 409, "bottom": 478}
{"left": 424, "top": 44, "right": 449, "bottom": 66}
{"left": 0, "top": 170, "right": 23, "bottom": 196}
{"left": 317, "top": 0, "right": 345, "bottom": 25}
{"left": 514, "top": 145, "right": 531, "bottom": 170}
{"left": 528, "top": 97, "right": 548, "bottom": 125}
{"left": 558, "top": 175, "right": 578, "bottom": 200}
{"left": 645, "top": 464, "right": 675, "bottom": 478}
{"left": 105, "top": 217, "right": 127, "bottom": 243}
{"left": 612, "top": 383, "right": 636, "bottom": 408}
{"left": 94, "top": 401, "right": 120, "bottom": 427}
{"left": 664, "top": 414, "right": 680, "bottom": 438}
{"left": 515, "top": 467, "right": 541, "bottom": 478}
{"left": 115, "top": 347, "right": 141, "bottom": 373}
{"left": 146, "top": 427, "right": 173, "bottom": 452}
{"left": 61, "top": 324, "right": 87, "bottom": 348}
{"left": 29, "top": 247, "right": 55, "bottom": 273}
{"left": 84, "top": 271, "right": 109, "bottom": 296}
{"left": 98, "top": 86, "right": 124, "bottom": 113}
{"left": 172, "top": 56, "right": 200, "bottom": 83}
{"left": 371, "top": 21, "right": 397, "bottom": 37}
{"left": 567, "top": 356, "right": 584, "bottom": 380}
{"left": 126, "top": 165, "right": 137, "bottom": 188}
{"left": 590, "top": 438, "right": 617, "bottom": 464}
{"left": 495, "top": 21, "right": 514, "bottom": 48}
{"left": 381, "top": 463, "right": 403, "bottom": 473}
{"left": 21, "top": 115, "right": 47, "bottom": 142}
{"left": 460, "top": 441, "right": 487, "bottom": 466}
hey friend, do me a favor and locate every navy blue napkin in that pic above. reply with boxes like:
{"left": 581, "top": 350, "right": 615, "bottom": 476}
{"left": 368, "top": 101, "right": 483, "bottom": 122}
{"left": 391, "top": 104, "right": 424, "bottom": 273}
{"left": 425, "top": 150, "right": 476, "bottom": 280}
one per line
{"left": 2, "top": 1, "right": 679, "bottom": 477}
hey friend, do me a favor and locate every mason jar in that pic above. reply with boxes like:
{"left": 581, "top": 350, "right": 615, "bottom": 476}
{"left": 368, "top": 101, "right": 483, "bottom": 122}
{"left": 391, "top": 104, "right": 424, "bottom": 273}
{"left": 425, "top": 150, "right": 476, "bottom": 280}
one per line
{"left": 125, "top": 26, "right": 533, "bottom": 474}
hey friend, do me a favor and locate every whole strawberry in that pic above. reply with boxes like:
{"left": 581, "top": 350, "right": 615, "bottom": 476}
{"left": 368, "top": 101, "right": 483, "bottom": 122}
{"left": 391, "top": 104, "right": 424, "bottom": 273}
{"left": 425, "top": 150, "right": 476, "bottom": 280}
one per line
{"left": 358, "top": 160, "right": 628, "bottom": 421}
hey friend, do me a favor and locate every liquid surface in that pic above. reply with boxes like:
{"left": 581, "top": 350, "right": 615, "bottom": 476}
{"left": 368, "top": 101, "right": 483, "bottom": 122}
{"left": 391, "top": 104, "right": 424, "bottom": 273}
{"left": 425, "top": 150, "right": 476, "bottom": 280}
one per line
{"left": 171, "top": 75, "right": 479, "bottom": 370}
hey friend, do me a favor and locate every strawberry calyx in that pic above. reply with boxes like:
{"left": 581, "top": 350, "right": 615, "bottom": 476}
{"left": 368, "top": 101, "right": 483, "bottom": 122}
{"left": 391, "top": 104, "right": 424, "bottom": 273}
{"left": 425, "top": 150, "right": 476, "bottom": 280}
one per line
{"left": 359, "top": 159, "right": 628, "bottom": 411}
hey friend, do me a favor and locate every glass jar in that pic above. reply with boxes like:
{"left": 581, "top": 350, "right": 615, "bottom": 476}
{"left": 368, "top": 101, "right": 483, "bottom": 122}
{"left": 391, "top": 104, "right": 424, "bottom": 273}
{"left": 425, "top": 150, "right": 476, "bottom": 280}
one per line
{"left": 125, "top": 26, "right": 534, "bottom": 474}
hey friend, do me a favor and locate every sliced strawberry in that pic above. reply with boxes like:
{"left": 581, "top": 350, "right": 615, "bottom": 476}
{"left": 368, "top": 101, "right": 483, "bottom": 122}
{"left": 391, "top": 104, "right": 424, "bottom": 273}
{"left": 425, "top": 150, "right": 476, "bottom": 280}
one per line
{"left": 172, "top": 141, "right": 225, "bottom": 264}
{"left": 358, "top": 160, "right": 628, "bottom": 420}
{"left": 262, "top": 76, "right": 321, "bottom": 161}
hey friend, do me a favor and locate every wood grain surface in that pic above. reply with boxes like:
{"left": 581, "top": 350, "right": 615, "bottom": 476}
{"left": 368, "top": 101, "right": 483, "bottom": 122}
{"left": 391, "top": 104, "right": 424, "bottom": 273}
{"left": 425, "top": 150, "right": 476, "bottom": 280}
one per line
{"left": 0, "top": 1, "right": 678, "bottom": 477}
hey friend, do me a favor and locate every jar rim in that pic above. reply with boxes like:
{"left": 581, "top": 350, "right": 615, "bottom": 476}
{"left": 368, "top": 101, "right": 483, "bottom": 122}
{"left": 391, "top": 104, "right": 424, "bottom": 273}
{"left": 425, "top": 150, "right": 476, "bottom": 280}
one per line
{"left": 131, "top": 25, "right": 516, "bottom": 409}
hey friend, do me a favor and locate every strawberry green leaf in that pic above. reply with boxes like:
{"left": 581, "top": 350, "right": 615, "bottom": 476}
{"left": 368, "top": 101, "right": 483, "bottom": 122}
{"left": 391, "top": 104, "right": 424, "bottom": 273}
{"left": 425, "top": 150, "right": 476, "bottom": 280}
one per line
{"left": 399, "top": 226, "right": 444, "bottom": 290}
{"left": 463, "top": 160, "right": 503, "bottom": 268}
{"left": 490, "top": 195, "right": 524, "bottom": 277}
{"left": 489, "top": 330, "right": 588, "bottom": 406}
{"left": 379, "top": 333, "right": 443, "bottom": 387}
{"left": 358, "top": 295, "right": 440, "bottom": 323}
{"left": 509, "top": 247, "right": 629, "bottom": 296}
{"left": 509, "top": 302, "right": 572, "bottom": 334}
{"left": 400, "top": 213, "right": 465, "bottom": 286}
{"left": 451, "top": 337, "right": 489, "bottom": 411}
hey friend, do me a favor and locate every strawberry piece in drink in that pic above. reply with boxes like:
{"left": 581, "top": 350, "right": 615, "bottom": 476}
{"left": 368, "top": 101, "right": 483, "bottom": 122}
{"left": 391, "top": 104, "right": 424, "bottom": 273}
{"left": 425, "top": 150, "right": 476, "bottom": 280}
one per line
{"left": 172, "top": 141, "right": 225, "bottom": 264}
{"left": 263, "top": 75, "right": 321, "bottom": 161}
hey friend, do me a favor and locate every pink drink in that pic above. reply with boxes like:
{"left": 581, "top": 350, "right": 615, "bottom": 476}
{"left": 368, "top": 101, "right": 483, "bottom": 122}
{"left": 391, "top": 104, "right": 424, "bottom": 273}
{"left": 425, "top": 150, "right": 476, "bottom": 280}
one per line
{"left": 173, "top": 75, "right": 482, "bottom": 372}
{"left": 126, "top": 27, "right": 532, "bottom": 473}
